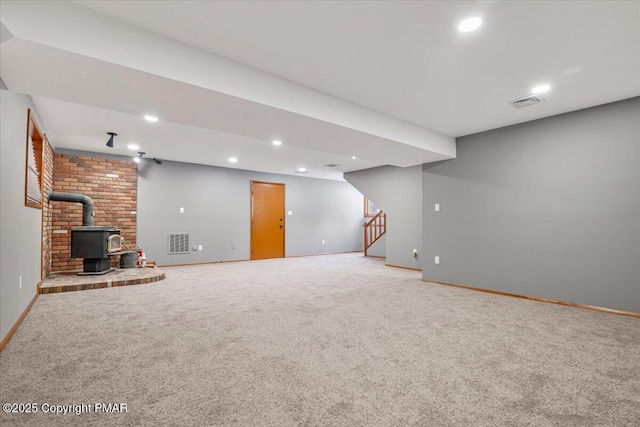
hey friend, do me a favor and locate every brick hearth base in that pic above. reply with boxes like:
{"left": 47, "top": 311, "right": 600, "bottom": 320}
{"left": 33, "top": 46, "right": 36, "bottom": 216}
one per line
{"left": 40, "top": 267, "right": 165, "bottom": 294}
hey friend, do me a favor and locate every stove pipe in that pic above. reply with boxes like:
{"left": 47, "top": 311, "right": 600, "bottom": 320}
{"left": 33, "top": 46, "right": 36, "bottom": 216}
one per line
{"left": 49, "top": 191, "right": 94, "bottom": 226}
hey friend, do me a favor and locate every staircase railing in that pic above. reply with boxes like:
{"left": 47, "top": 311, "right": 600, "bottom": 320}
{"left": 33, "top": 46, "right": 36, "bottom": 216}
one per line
{"left": 364, "top": 211, "right": 386, "bottom": 256}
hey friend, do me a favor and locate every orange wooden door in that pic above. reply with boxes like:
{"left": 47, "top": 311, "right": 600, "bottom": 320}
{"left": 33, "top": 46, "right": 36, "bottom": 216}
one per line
{"left": 251, "top": 181, "right": 285, "bottom": 260}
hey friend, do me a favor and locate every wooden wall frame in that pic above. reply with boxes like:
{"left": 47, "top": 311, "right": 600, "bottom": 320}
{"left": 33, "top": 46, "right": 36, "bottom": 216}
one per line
{"left": 364, "top": 197, "right": 381, "bottom": 217}
{"left": 25, "top": 109, "right": 45, "bottom": 209}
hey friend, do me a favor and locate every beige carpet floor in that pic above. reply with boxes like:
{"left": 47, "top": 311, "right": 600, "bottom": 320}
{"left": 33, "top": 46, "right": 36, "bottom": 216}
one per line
{"left": 1, "top": 253, "right": 639, "bottom": 426}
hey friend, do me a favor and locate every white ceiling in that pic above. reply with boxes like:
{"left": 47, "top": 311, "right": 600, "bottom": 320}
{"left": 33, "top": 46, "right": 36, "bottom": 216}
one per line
{"left": 78, "top": 0, "right": 640, "bottom": 136}
{"left": 2, "top": 1, "right": 639, "bottom": 180}
{"left": 31, "top": 96, "right": 380, "bottom": 181}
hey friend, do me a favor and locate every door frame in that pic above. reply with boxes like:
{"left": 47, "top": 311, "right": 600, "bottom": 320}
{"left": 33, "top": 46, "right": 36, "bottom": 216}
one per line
{"left": 250, "top": 180, "right": 286, "bottom": 260}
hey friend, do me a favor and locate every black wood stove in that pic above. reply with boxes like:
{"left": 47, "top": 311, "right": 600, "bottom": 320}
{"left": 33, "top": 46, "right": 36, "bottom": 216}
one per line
{"left": 49, "top": 191, "right": 123, "bottom": 276}
{"left": 71, "top": 226, "right": 121, "bottom": 275}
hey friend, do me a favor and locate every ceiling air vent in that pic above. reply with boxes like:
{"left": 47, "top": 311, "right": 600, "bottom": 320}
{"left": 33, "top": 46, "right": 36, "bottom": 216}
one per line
{"left": 294, "top": 170, "right": 309, "bottom": 174}
{"left": 168, "top": 233, "right": 190, "bottom": 255}
{"left": 508, "top": 95, "right": 545, "bottom": 109}
{"left": 323, "top": 164, "right": 340, "bottom": 168}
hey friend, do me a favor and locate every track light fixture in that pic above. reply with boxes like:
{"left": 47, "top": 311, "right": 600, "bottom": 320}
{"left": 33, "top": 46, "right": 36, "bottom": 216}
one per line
{"left": 153, "top": 158, "right": 162, "bottom": 165}
{"left": 134, "top": 151, "right": 146, "bottom": 164}
{"left": 106, "top": 132, "right": 117, "bottom": 148}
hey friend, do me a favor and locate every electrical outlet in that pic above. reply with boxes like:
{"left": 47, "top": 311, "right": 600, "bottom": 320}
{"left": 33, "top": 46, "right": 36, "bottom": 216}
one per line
{"left": 19, "top": 275, "right": 22, "bottom": 289}
{"left": 179, "top": 207, "right": 185, "bottom": 214}
{"left": 435, "top": 256, "right": 440, "bottom": 265}
{"left": 435, "top": 203, "right": 440, "bottom": 212}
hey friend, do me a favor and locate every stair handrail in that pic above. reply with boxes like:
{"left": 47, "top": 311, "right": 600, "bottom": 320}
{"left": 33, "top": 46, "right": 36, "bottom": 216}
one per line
{"left": 364, "top": 211, "right": 386, "bottom": 256}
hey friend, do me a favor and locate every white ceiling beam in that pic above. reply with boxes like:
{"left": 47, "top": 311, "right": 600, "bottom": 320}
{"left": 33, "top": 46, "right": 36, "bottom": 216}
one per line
{"left": 0, "top": 1, "right": 456, "bottom": 162}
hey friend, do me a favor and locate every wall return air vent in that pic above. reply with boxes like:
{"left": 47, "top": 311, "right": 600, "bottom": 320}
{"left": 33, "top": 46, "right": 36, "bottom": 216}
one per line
{"left": 508, "top": 95, "right": 545, "bottom": 109}
{"left": 168, "top": 233, "right": 190, "bottom": 255}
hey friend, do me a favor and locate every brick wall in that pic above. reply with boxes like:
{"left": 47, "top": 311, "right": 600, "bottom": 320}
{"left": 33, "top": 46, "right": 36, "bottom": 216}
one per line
{"left": 41, "top": 139, "right": 54, "bottom": 279}
{"left": 50, "top": 154, "right": 137, "bottom": 272}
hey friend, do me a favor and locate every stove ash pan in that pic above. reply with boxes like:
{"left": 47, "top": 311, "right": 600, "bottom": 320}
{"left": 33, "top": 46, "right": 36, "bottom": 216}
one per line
{"left": 71, "top": 226, "right": 120, "bottom": 259}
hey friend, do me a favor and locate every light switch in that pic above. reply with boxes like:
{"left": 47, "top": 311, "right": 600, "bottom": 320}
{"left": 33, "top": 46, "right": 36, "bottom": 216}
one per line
{"left": 435, "top": 256, "right": 440, "bottom": 265}
{"left": 198, "top": 245, "right": 203, "bottom": 251}
{"left": 288, "top": 210, "right": 293, "bottom": 216}
{"left": 179, "top": 207, "right": 185, "bottom": 214}
{"left": 435, "top": 203, "right": 440, "bottom": 212}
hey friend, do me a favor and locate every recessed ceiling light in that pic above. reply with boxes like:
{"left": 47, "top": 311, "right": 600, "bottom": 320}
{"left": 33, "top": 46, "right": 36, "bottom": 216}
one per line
{"left": 351, "top": 156, "right": 357, "bottom": 160}
{"left": 531, "top": 84, "right": 551, "bottom": 94}
{"left": 144, "top": 115, "right": 159, "bottom": 122}
{"left": 127, "top": 144, "right": 140, "bottom": 150}
{"left": 228, "top": 157, "right": 238, "bottom": 163}
{"left": 272, "top": 140, "right": 282, "bottom": 146}
{"left": 133, "top": 157, "right": 141, "bottom": 163}
{"left": 298, "top": 167, "right": 307, "bottom": 172}
{"left": 458, "top": 17, "right": 482, "bottom": 33}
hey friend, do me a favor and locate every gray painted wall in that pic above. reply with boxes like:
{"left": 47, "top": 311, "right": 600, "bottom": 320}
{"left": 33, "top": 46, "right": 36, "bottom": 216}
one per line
{"left": 0, "top": 90, "right": 44, "bottom": 342}
{"left": 137, "top": 160, "right": 364, "bottom": 265}
{"left": 423, "top": 97, "right": 640, "bottom": 313}
{"left": 345, "top": 165, "right": 422, "bottom": 269}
